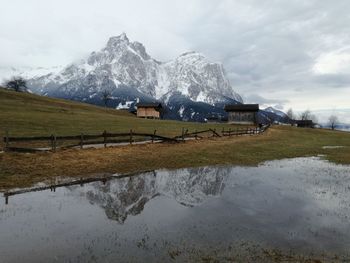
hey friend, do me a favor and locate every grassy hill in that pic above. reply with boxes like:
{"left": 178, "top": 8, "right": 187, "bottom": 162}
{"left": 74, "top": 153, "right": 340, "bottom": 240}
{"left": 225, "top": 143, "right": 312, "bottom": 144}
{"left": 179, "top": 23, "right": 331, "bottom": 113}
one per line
{"left": 2, "top": 87, "right": 350, "bottom": 191}
{"left": 0, "top": 88, "right": 235, "bottom": 138}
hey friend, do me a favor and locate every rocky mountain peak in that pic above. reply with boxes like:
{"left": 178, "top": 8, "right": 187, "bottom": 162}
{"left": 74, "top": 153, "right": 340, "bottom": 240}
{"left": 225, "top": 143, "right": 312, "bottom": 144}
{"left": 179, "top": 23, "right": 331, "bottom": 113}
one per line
{"left": 26, "top": 33, "right": 243, "bottom": 121}
{"left": 106, "top": 33, "right": 130, "bottom": 47}
{"left": 179, "top": 51, "right": 202, "bottom": 57}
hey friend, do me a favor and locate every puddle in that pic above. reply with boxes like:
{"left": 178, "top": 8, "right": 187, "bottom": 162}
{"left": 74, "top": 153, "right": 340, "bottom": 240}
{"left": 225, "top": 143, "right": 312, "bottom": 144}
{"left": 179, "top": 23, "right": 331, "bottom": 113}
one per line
{"left": 1, "top": 157, "right": 350, "bottom": 262}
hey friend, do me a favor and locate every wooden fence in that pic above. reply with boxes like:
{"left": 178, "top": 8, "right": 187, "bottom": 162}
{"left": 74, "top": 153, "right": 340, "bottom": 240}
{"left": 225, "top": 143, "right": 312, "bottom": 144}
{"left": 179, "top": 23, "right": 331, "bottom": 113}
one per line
{"left": 174, "top": 128, "right": 221, "bottom": 141}
{"left": 2, "top": 130, "right": 178, "bottom": 152}
{"left": 2, "top": 125, "right": 270, "bottom": 153}
{"left": 221, "top": 125, "right": 269, "bottom": 136}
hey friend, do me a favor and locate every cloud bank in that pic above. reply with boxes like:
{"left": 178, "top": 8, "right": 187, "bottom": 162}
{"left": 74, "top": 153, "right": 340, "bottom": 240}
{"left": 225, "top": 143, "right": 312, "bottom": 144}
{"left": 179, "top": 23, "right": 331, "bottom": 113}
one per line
{"left": 1, "top": 0, "right": 349, "bottom": 122}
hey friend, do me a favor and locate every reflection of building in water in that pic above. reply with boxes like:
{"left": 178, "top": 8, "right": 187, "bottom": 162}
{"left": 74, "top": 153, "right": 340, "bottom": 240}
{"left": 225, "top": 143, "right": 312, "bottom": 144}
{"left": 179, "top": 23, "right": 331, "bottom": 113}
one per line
{"left": 72, "top": 167, "right": 229, "bottom": 223}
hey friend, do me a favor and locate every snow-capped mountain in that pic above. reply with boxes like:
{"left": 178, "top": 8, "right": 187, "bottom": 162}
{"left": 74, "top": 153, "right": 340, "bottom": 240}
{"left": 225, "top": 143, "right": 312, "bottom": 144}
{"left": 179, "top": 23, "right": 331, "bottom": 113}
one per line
{"left": 159, "top": 51, "right": 241, "bottom": 105}
{"left": 264, "top": 107, "right": 287, "bottom": 118}
{"left": 26, "top": 33, "right": 242, "bottom": 121}
{"left": 259, "top": 107, "right": 290, "bottom": 124}
{"left": 1, "top": 65, "right": 64, "bottom": 82}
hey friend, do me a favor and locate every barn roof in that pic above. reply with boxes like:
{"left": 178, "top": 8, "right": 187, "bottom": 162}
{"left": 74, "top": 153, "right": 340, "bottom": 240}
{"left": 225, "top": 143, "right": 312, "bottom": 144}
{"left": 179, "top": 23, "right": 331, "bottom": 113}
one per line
{"left": 224, "top": 104, "right": 259, "bottom": 112}
{"left": 136, "top": 103, "right": 162, "bottom": 109}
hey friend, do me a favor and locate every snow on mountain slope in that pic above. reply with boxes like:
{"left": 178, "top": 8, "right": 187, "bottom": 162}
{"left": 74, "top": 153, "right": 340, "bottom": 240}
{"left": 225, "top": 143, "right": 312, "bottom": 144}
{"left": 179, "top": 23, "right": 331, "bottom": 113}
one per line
{"left": 159, "top": 51, "right": 242, "bottom": 104}
{"left": 264, "top": 107, "right": 287, "bottom": 118}
{"left": 25, "top": 33, "right": 242, "bottom": 121}
{"left": 1, "top": 66, "right": 63, "bottom": 82}
{"left": 259, "top": 107, "right": 290, "bottom": 124}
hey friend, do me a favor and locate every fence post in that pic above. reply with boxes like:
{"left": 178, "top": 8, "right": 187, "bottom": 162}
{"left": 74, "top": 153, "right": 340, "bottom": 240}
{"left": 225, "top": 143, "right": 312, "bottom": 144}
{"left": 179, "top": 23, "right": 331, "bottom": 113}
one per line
{"left": 103, "top": 130, "right": 107, "bottom": 148}
{"left": 152, "top": 130, "right": 156, "bottom": 143}
{"left": 54, "top": 135, "right": 57, "bottom": 151}
{"left": 51, "top": 134, "right": 56, "bottom": 152}
{"left": 129, "top": 129, "right": 133, "bottom": 145}
{"left": 50, "top": 135, "right": 53, "bottom": 150}
{"left": 80, "top": 133, "right": 84, "bottom": 149}
{"left": 4, "top": 131, "right": 9, "bottom": 151}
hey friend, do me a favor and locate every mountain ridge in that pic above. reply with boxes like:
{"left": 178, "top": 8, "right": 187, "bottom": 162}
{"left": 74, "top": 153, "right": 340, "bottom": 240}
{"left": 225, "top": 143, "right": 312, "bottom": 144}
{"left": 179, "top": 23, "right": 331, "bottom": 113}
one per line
{"left": 24, "top": 33, "right": 242, "bottom": 121}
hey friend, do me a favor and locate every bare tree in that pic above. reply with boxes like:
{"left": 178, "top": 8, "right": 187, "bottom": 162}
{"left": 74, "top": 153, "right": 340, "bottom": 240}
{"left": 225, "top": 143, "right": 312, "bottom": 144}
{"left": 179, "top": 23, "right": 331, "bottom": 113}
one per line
{"left": 102, "top": 90, "right": 111, "bottom": 107}
{"left": 5, "top": 76, "right": 27, "bottom": 92}
{"left": 328, "top": 115, "right": 338, "bottom": 130}
{"left": 300, "top": 109, "right": 311, "bottom": 120}
{"left": 286, "top": 108, "right": 294, "bottom": 120}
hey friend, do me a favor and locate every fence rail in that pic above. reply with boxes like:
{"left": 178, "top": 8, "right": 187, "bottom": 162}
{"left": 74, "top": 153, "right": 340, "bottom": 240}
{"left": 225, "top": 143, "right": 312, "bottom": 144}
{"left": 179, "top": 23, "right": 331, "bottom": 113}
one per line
{"left": 3, "top": 125, "right": 270, "bottom": 153}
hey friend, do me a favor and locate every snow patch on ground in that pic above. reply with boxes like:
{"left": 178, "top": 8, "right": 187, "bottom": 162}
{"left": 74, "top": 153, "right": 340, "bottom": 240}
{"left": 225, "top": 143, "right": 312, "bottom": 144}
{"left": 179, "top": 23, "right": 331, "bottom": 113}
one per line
{"left": 322, "top": 146, "right": 345, "bottom": 149}
{"left": 116, "top": 101, "right": 134, "bottom": 110}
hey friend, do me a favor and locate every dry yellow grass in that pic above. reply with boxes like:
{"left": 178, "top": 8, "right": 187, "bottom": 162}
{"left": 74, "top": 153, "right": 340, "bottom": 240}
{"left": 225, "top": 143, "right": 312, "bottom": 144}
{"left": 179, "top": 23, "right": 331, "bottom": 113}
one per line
{"left": 1, "top": 126, "right": 350, "bottom": 191}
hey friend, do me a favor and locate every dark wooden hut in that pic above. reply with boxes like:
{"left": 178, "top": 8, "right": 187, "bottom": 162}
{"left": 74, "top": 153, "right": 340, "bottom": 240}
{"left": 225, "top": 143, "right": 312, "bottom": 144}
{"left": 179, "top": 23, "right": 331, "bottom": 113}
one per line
{"left": 224, "top": 104, "right": 259, "bottom": 125}
{"left": 295, "top": 120, "right": 314, "bottom": 128}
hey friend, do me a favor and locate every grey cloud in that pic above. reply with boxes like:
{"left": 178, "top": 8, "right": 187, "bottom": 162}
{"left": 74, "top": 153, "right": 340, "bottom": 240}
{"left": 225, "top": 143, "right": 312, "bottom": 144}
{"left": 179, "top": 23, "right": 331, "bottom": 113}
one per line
{"left": 0, "top": 0, "right": 349, "bottom": 117}
{"left": 313, "top": 74, "right": 350, "bottom": 88}
{"left": 244, "top": 94, "right": 289, "bottom": 107}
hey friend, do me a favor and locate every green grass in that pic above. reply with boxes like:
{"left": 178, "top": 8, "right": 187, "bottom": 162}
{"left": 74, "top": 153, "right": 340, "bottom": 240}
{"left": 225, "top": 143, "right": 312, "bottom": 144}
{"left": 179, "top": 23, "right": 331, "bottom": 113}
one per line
{"left": 0, "top": 88, "right": 239, "bottom": 140}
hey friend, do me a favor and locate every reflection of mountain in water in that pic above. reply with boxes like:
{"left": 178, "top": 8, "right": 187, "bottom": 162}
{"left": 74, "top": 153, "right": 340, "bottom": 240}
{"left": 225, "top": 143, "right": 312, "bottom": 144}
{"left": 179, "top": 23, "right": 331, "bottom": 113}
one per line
{"left": 158, "top": 167, "right": 227, "bottom": 206}
{"left": 73, "top": 167, "right": 228, "bottom": 223}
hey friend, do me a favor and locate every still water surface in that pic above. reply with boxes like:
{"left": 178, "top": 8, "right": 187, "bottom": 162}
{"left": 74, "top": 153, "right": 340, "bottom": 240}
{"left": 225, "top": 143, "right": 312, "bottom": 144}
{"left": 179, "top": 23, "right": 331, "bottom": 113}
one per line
{"left": 1, "top": 157, "right": 350, "bottom": 262}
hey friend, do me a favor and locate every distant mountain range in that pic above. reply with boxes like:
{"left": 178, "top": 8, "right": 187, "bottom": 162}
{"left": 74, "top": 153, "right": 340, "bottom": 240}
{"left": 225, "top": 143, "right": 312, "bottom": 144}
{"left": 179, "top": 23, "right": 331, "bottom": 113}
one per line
{"left": 21, "top": 33, "right": 243, "bottom": 121}
{"left": 7, "top": 33, "right": 287, "bottom": 123}
{"left": 260, "top": 107, "right": 290, "bottom": 124}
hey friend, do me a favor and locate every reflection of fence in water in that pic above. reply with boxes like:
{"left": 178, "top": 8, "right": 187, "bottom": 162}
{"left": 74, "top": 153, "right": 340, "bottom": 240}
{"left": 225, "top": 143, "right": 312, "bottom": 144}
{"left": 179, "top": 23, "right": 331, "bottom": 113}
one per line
{"left": 3, "top": 170, "right": 156, "bottom": 205}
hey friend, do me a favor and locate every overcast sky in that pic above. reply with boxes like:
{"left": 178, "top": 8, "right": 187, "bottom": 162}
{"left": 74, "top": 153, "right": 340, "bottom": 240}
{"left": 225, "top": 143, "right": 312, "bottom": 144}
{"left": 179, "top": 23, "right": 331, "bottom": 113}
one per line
{"left": 1, "top": 0, "right": 349, "bottom": 123}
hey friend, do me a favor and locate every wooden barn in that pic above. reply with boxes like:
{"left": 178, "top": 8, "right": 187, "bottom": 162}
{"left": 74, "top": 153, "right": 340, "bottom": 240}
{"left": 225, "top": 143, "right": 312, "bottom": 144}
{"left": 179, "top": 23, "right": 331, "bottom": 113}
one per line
{"left": 136, "top": 103, "right": 162, "bottom": 119}
{"left": 224, "top": 104, "right": 259, "bottom": 125}
{"left": 295, "top": 120, "right": 314, "bottom": 128}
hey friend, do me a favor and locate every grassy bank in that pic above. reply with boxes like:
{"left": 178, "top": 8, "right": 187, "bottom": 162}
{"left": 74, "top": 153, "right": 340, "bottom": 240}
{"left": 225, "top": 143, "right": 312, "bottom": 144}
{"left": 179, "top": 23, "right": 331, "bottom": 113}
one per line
{"left": 1, "top": 125, "right": 350, "bottom": 190}
{"left": 0, "top": 88, "right": 234, "bottom": 141}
